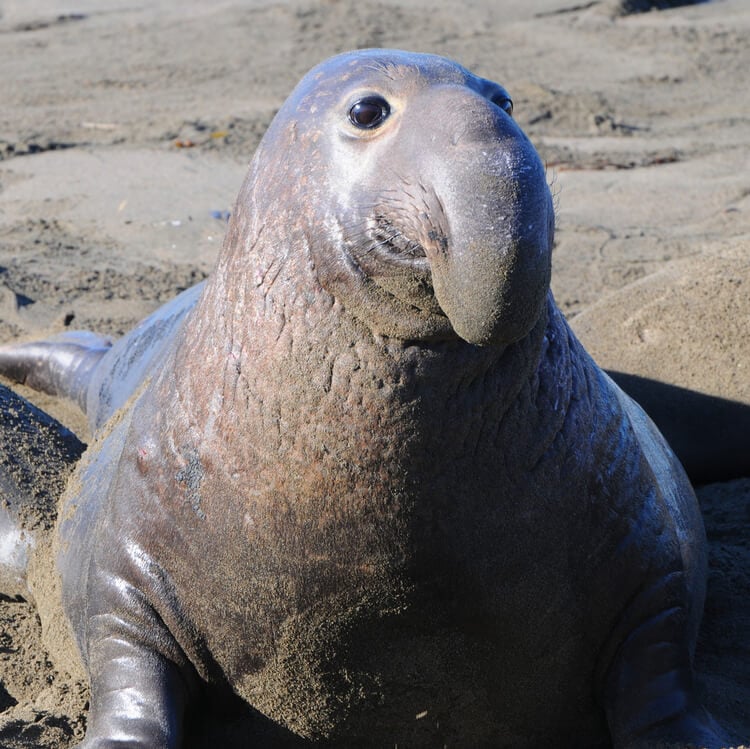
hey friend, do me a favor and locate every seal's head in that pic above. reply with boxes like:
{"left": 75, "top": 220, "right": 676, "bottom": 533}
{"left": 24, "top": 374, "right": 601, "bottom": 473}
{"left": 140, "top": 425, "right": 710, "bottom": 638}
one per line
{"left": 234, "top": 49, "right": 555, "bottom": 347}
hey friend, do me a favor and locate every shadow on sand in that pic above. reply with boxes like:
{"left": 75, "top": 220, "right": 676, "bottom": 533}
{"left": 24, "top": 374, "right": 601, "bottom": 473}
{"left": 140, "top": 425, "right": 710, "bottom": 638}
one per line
{"left": 609, "top": 371, "right": 750, "bottom": 485}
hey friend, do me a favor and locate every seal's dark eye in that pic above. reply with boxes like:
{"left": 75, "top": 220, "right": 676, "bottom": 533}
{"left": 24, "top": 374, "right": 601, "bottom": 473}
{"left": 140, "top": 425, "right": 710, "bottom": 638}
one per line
{"left": 349, "top": 95, "right": 391, "bottom": 130}
{"left": 492, "top": 96, "right": 513, "bottom": 117}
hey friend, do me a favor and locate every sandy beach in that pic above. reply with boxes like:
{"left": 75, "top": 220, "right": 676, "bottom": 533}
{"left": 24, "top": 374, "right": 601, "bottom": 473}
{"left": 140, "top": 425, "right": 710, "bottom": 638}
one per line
{"left": 0, "top": 0, "right": 748, "bottom": 745}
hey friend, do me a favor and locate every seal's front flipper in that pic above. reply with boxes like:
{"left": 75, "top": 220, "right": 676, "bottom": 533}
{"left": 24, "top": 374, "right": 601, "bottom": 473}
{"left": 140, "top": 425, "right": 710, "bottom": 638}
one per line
{"left": 0, "top": 331, "right": 112, "bottom": 414}
{"left": 0, "top": 383, "right": 85, "bottom": 599}
{"left": 603, "top": 604, "right": 729, "bottom": 749}
{"left": 76, "top": 533, "right": 197, "bottom": 749}
{"left": 81, "top": 637, "right": 189, "bottom": 749}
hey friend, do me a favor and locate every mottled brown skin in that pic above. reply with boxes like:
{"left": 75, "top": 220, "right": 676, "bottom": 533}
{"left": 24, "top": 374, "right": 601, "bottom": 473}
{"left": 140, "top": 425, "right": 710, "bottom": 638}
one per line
{"left": 0, "top": 50, "right": 727, "bottom": 748}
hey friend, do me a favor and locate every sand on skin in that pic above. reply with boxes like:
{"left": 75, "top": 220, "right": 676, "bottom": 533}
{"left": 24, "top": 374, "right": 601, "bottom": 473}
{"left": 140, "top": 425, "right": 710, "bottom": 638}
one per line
{"left": 0, "top": 0, "right": 748, "bottom": 746}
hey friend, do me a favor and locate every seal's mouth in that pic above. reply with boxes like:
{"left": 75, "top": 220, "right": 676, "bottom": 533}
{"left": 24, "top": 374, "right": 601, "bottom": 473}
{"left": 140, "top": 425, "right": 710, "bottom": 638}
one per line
{"left": 367, "top": 216, "right": 428, "bottom": 266}
{"left": 335, "top": 211, "right": 449, "bottom": 330}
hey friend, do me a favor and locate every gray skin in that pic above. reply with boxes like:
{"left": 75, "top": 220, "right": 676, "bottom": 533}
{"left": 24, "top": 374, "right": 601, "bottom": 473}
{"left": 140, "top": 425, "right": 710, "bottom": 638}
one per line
{"left": 0, "top": 50, "right": 727, "bottom": 748}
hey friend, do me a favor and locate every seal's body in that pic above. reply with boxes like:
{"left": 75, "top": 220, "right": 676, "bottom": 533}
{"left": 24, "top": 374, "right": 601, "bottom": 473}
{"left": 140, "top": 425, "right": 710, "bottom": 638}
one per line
{"left": 0, "top": 50, "right": 724, "bottom": 748}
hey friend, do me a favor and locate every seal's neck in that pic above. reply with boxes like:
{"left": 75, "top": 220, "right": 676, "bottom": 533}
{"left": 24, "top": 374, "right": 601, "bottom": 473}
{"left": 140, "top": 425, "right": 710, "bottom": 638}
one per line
{"left": 170, "top": 156, "right": 558, "bottom": 470}
{"left": 177, "top": 246, "right": 553, "bottom": 466}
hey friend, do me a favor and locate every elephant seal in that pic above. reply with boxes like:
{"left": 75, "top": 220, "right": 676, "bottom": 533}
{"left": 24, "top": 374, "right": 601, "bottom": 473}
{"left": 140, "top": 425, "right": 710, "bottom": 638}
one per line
{"left": 0, "top": 49, "right": 728, "bottom": 748}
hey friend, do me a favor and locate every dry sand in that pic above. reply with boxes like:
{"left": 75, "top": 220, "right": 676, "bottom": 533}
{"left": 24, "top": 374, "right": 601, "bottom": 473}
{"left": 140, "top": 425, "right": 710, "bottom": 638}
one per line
{"left": 0, "top": 0, "right": 748, "bottom": 746}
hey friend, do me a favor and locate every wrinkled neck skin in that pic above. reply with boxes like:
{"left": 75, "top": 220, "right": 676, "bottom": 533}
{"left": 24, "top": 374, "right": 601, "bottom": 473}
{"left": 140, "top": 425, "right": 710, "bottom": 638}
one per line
{"left": 168, "top": 169, "right": 552, "bottom": 480}
{"left": 166, "top": 89, "right": 556, "bottom": 458}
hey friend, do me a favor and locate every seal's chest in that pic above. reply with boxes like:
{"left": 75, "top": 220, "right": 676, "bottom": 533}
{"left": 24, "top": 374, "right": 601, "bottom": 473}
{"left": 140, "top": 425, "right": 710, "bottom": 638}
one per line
{"left": 194, "top": 343, "right": 605, "bottom": 745}
{"left": 238, "top": 578, "right": 512, "bottom": 745}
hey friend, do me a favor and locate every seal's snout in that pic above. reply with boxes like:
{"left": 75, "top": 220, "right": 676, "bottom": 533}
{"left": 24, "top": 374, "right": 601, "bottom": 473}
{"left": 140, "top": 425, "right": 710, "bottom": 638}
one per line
{"left": 417, "top": 93, "right": 554, "bottom": 347}
{"left": 436, "top": 86, "right": 517, "bottom": 150}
